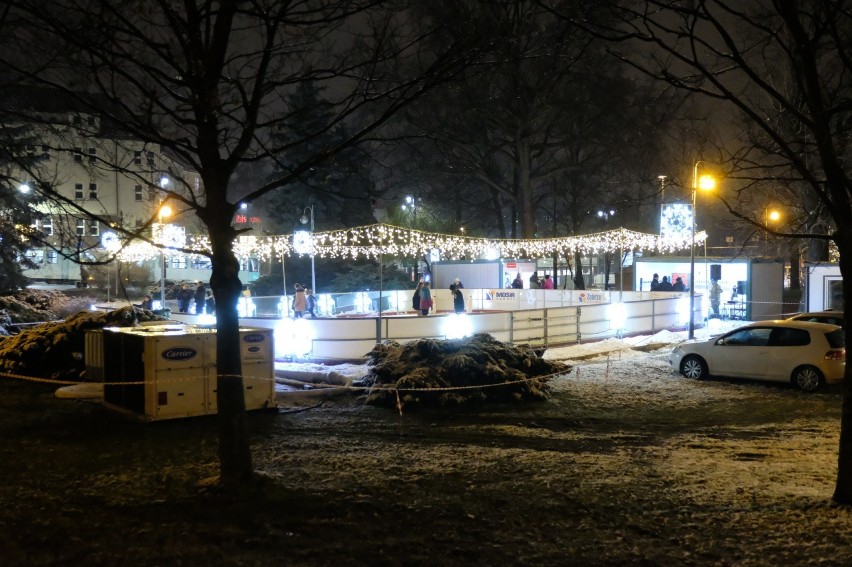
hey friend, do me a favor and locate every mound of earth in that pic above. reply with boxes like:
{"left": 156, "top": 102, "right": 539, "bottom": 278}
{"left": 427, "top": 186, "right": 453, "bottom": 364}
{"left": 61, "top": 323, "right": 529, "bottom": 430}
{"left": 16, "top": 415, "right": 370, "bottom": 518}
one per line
{"left": 358, "top": 333, "right": 571, "bottom": 408}
{"left": 0, "top": 289, "right": 111, "bottom": 334}
{"left": 0, "top": 306, "right": 167, "bottom": 381}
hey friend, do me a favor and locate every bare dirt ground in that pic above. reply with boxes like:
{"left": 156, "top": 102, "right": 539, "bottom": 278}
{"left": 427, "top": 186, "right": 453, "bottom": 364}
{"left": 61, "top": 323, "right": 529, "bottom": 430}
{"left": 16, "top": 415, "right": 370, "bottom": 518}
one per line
{"left": 2, "top": 350, "right": 852, "bottom": 566}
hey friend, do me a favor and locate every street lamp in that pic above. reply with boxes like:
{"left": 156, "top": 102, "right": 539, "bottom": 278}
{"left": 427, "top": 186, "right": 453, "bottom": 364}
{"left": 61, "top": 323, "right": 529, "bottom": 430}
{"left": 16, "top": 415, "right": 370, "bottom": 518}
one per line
{"left": 158, "top": 204, "right": 172, "bottom": 307}
{"left": 597, "top": 210, "right": 618, "bottom": 292}
{"left": 764, "top": 208, "right": 781, "bottom": 255}
{"left": 402, "top": 196, "right": 420, "bottom": 280}
{"left": 690, "top": 161, "right": 716, "bottom": 339}
{"left": 402, "top": 195, "right": 419, "bottom": 226}
{"left": 299, "top": 204, "right": 316, "bottom": 293}
{"left": 101, "top": 231, "right": 121, "bottom": 303}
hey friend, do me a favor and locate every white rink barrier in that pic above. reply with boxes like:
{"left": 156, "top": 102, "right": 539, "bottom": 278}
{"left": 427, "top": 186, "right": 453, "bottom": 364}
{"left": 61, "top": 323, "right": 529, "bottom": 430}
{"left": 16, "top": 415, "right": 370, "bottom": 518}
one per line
{"left": 183, "top": 290, "right": 702, "bottom": 361}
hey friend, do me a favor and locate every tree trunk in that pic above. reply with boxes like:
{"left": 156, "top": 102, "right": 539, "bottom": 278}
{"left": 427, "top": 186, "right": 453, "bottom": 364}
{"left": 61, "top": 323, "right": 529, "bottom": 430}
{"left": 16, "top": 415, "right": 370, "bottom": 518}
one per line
{"left": 516, "top": 137, "right": 536, "bottom": 239}
{"left": 573, "top": 250, "right": 585, "bottom": 290}
{"left": 832, "top": 230, "right": 852, "bottom": 504}
{"left": 209, "top": 222, "right": 253, "bottom": 487}
{"left": 789, "top": 246, "right": 801, "bottom": 291}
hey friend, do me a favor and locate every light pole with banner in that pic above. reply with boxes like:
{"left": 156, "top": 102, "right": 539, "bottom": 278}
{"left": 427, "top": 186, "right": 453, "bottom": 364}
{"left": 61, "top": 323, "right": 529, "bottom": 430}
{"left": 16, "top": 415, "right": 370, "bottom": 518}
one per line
{"left": 101, "top": 230, "right": 121, "bottom": 302}
{"left": 154, "top": 204, "right": 185, "bottom": 309}
{"left": 690, "top": 161, "right": 716, "bottom": 339}
{"left": 299, "top": 204, "right": 316, "bottom": 293}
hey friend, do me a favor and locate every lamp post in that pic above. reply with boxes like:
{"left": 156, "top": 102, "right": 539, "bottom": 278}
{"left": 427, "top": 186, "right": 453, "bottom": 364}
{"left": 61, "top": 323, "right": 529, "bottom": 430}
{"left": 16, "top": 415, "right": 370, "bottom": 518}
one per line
{"left": 158, "top": 204, "right": 172, "bottom": 308}
{"left": 764, "top": 207, "right": 781, "bottom": 256}
{"left": 101, "top": 231, "right": 120, "bottom": 303}
{"left": 690, "top": 162, "right": 716, "bottom": 339}
{"left": 597, "top": 209, "right": 616, "bottom": 291}
{"left": 300, "top": 204, "right": 316, "bottom": 293}
{"left": 402, "top": 195, "right": 419, "bottom": 280}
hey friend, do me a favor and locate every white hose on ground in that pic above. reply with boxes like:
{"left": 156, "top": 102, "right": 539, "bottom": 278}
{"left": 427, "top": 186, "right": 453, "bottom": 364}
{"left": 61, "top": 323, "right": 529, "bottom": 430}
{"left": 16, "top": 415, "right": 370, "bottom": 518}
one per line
{"left": 274, "top": 369, "right": 355, "bottom": 400}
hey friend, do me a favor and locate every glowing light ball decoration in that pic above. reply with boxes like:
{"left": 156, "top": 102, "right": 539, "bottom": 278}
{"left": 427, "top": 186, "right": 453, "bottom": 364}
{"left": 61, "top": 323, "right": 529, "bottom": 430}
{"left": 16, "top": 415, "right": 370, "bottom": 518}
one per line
{"left": 293, "top": 230, "right": 313, "bottom": 255}
{"left": 444, "top": 313, "right": 473, "bottom": 339}
{"left": 101, "top": 231, "right": 121, "bottom": 253}
{"left": 609, "top": 302, "right": 627, "bottom": 332}
{"left": 661, "top": 204, "right": 692, "bottom": 242}
{"left": 275, "top": 317, "right": 314, "bottom": 359}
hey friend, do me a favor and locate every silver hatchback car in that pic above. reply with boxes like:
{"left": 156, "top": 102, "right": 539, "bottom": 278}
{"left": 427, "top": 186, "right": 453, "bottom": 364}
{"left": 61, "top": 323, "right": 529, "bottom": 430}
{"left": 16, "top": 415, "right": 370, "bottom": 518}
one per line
{"left": 669, "top": 320, "right": 845, "bottom": 392}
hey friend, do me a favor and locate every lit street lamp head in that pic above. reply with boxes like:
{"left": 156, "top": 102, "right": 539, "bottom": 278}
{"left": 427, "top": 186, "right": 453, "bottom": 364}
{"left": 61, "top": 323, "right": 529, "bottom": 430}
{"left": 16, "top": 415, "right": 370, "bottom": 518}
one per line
{"left": 696, "top": 174, "right": 716, "bottom": 191}
{"left": 689, "top": 161, "right": 718, "bottom": 340}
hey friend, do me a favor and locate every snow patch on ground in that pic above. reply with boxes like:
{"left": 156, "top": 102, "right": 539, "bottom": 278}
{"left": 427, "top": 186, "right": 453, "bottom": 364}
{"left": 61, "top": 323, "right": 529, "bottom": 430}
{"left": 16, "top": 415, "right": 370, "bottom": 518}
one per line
{"left": 274, "top": 319, "right": 847, "bottom": 509}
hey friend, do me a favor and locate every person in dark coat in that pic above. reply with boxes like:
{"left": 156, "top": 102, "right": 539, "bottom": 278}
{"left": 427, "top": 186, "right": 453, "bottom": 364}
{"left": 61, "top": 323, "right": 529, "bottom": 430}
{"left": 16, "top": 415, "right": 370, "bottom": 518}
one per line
{"left": 450, "top": 283, "right": 465, "bottom": 314}
{"left": 193, "top": 282, "right": 207, "bottom": 314}
{"left": 529, "top": 271, "right": 541, "bottom": 289}
{"left": 672, "top": 277, "right": 686, "bottom": 292}
{"left": 419, "top": 281, "right": 433, "bottom": 316}
{"left": 306, "top": 288, "right": 318, "bottom": 318}
{"left": 657, "top": 276, "right": 674, "bottom": 291}
{"left": 650, "top": 273, "right": 660, "bottom": 291}
{"left": 412, "top": 280, "right": 423, "bottom": 314}
{"left": 511, "top": 273, "right": 523, "bottom": 289}
{"left": 139, "top": 295, "right": 153, "bottom": 310}
{"left": 176, "top": 283, "right": 193, "bottom": 313}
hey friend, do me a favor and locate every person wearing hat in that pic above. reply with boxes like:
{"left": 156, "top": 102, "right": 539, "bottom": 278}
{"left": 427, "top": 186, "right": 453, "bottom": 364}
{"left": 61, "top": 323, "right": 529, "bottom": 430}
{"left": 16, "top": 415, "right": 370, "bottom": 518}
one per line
{"left": 450, "top": 282, "right": 465, "bottom": 314}
{"left": 139, "top": 295, "right": 154, "bottom": 310}
{"left": 672, "top": 276, "right": 686, "bottom": 292}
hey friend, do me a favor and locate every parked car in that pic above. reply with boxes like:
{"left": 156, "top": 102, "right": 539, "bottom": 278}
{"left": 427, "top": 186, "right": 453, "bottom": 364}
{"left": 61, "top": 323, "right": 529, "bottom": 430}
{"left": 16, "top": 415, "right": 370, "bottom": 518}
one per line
{"left": 669, "top": 320, "right": 845, "bottom": 392}
{"left": 786, "top": 310, "right": 845, "bottom": 329}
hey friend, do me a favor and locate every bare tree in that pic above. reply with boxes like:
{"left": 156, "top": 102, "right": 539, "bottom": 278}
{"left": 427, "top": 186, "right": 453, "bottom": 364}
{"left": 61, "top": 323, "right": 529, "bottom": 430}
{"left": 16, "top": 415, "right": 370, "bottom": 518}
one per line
{"left": 396, "top": 1, "right": 674, "bottom": 243}
{"left": 545, "top": 0, "right": 852, "bottom": 503}
{"left": 0, "top": 0, "right": 482, "bottom": 487}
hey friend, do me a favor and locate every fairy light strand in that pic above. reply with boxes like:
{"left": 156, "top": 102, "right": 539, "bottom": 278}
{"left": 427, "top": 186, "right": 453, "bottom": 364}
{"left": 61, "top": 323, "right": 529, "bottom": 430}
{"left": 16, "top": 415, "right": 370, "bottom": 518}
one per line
{"left": 115, "top": 222, "right": 707, "bottom": 263}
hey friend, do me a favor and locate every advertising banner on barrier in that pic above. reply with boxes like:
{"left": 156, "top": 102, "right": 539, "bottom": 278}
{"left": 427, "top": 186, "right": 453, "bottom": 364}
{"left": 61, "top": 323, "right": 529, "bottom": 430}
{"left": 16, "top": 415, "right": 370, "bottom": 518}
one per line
{"left": 576, "top": 291, "right": 606, "bottom": 304}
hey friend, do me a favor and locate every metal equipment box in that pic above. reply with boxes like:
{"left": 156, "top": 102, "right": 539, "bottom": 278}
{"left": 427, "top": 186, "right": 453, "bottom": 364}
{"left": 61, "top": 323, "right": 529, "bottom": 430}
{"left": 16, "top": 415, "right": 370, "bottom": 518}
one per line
{"left": 91, "top": 325, "right": 276, "bottom": 421}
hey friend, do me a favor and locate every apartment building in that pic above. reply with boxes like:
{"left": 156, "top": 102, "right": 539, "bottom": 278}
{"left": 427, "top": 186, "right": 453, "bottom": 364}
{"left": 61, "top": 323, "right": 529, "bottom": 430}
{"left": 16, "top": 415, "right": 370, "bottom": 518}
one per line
{"left": 5, "top": 88, "right": 259, "bottom": 286}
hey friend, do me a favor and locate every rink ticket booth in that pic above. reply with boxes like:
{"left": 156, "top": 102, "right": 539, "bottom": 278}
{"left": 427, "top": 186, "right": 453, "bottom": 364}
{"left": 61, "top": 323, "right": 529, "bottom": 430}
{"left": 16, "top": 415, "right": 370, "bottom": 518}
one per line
{"left": 86, "top": 324, "right": 276, "bottom": 421}
{"left": 633, "top": 257, "right": 785, "bottom": 320}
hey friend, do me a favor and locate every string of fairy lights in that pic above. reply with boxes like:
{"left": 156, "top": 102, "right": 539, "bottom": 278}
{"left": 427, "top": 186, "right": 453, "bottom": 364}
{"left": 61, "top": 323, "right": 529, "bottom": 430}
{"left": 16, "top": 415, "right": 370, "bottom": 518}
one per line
{"left": 109, "top": 223, "right": 707, "bottom": 263}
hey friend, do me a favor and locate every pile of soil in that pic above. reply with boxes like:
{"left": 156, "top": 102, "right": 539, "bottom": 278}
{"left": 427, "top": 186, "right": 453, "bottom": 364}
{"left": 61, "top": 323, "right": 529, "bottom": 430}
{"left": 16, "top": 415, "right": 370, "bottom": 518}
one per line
{"left": 0, "top": 306, "right": 167, "bottom": 380}
{"left": 359, "top": 334, "right": 570, "bottom": 408}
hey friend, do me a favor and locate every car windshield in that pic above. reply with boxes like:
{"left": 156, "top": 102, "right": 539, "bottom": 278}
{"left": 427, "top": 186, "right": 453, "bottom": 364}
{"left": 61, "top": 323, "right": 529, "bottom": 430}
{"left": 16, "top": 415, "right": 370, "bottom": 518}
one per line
{"left": 825, "top": 329, "right": 845, "bottom": 349}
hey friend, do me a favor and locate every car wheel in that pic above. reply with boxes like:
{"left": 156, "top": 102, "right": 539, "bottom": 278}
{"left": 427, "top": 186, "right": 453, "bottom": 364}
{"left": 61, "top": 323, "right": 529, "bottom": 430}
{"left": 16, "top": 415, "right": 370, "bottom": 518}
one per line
{"left": 791, "top": 365, "right": 823, "bottom": 392}
{"left": 680, "top": 355, "right": 708, "bottom": 380}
